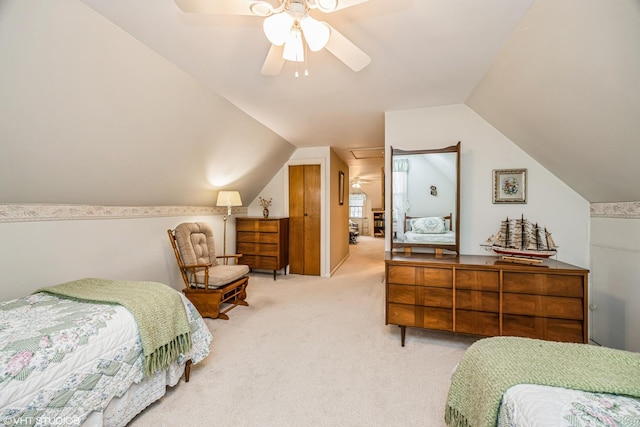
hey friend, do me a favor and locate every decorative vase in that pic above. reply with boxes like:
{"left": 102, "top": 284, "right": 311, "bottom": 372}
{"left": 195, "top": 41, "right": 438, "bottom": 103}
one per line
{"left": 263, "top": 208, "right": 269, "bottom": 218}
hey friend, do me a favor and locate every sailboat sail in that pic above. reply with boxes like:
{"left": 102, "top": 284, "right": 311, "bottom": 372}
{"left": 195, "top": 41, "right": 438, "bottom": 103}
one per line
{"left": 481, "top": 215, "right": 557, "bottom": 259}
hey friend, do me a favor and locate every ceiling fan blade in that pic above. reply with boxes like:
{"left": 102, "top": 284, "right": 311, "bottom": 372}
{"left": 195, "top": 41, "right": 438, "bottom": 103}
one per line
{"left": 261, "top": 44, "right": 286, "bottom": 75}
{"left": 333, "top": 0, "right": 371, "bottom": 12}
{"left": 174, "top": 0, "right": 271, "bottom": 15}
{"left": 324, "top": 25, "right": 370, "bottom": 72}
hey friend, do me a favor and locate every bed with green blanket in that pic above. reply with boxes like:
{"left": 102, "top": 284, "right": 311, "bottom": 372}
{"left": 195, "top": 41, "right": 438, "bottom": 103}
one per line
{"left": 445, "top": 336, "right": 640, "bottom": 427}
{"left": 0, "top": 278, "right": 213, "bottom": 427}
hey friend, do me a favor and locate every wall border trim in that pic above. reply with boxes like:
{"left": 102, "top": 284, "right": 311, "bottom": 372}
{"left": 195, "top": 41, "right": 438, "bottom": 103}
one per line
{"left": 0, "top": 204, "right": 248, "bottom": 223}
{"left": 590, "top": 202, "right": 640, "bottom": 219}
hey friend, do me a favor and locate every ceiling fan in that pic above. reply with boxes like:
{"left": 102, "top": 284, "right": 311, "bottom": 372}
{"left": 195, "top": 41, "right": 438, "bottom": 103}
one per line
{"left": 174, "top": 0, "right": 372, "bottom": 75}
{"left": 351, "top": 176, "right": 371, "bottom": 188}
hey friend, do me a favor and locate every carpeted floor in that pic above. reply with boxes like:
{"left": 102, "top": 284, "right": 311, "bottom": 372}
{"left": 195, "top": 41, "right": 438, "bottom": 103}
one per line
{"left": 130, "top": 236, "right": 478, "bottom": 427}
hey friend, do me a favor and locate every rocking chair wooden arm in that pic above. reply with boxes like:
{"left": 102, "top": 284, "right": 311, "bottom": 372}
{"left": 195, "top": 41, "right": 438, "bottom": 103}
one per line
{"left": 216, "top": 254, "right": 242, "bottom": 260}
{"left": 181, "top": 262, "right": 213, "bottom": 269}
{"left": 216, "top": 254, "right": 243, "bottom": 265}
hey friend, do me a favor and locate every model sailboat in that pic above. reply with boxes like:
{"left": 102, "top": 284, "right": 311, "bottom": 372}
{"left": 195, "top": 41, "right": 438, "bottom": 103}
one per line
{"left": 482, "top": 215, "right": 557, "bottom": 260}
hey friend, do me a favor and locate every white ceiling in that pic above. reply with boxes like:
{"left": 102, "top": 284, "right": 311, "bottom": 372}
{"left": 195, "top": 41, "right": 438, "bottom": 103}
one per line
{"left": 79, "top": 0, "right": 533, "bottom": 181}
{"left": 79, "top": 0, "right": 640, "bottom": 203}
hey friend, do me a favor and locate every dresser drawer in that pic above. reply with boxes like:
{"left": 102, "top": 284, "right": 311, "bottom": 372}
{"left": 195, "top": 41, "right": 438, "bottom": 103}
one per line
{"left": 456, "top": 290, "right": 499, "bottom": 312}
{"left": 236, "top": 220, "right": 280, "bottom": 233}
{"left": 388, "top": 284, "right": 452, "bottom": 308}
{"left": 503, "top": 272, "right": 584, "bottom": 297}
{"left": 455, "top": 310, "right": 499, "bottom": 336}
{"left": 502, "top": 293, "right": 583, "bottom": 320}
{"left": 387, "top": 265, "right": 452, "bottom": 288}
{"left": 385, "top": 254, "right": 588, "bottom": 345}
{"left": 237, "top": 231, "right": 279, "bottom": 244}
{"left": 503, "top": 314, "right": 584, "bottom": 343}
{"left": 237, "top": 242, "right": 279, "bottom": 256}
{"left": 456, "top": 269, "right": 499, "bottom": 291}
{"left": 388, "top": 303, "right": 452, "bottom": 331}
{"left": 239, "top": 255, "right": 279, "bottom": 269}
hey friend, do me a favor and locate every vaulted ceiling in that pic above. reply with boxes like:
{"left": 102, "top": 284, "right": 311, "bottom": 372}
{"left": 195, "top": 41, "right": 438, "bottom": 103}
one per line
{"left": 4, "top": 0, "right": 640, "bottom": 204}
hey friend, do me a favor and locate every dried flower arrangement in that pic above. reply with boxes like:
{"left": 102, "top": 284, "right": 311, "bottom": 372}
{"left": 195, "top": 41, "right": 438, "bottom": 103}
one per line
{"left": 259, "top": 197, "right": 272, "bottom": 209}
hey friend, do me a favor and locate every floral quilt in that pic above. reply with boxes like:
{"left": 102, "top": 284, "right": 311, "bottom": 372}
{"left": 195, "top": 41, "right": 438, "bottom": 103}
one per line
{"left": 0, "top": 292, "right": 212, "bottom": 426}
{"left": 498, "top": 384, "right": 640, "bottom": 427}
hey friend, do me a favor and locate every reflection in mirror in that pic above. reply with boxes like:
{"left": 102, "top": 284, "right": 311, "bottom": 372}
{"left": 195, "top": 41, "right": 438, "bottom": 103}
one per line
{"left": 391, "top": 142, "right": 460, "bottom": 255}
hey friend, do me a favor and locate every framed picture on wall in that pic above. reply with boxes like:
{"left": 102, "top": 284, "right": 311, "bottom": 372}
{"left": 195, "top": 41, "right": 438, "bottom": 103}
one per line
{"left": 339, "top": 171, "right": 345, "bottom": 205}
{"left": 493, "top": 169, "right": 527, "bottom": 204}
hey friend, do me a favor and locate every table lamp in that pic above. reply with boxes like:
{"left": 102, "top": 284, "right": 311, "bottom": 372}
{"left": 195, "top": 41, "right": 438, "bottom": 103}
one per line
{"left": 216, "top": 190, "right": 242, "bottom": 259}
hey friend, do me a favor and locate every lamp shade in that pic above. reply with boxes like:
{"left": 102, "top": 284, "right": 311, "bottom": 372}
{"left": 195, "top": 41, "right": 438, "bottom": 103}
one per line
{"left": 300, "top": 16, "right": 330, "bottom": 51}
{"left": 216, "top": 191, "right": 242, "bottom": 207}
{"left": 263, "top": 12, "right": 294, "bottom": 46}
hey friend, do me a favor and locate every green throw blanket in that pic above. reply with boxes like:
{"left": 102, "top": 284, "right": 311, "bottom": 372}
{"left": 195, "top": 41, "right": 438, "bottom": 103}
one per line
{"left": 38, "top": 278, "right": 192, "bottom": 377}
{"left": 445, "top": 336, "right": 640, "bottom": 427}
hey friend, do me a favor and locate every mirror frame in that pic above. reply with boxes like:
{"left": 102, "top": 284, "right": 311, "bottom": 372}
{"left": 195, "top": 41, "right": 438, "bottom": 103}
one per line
{"left": 390, "top": 142, "right": 460, "bottom": 255}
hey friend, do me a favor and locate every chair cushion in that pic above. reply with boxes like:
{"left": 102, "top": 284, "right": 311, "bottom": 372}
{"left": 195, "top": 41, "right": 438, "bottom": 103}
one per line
{"left": 175, "top": 222, "right": 218, "bottom": 267}
{"left": 194, "top": 264, "right": 250, "bottom": 289}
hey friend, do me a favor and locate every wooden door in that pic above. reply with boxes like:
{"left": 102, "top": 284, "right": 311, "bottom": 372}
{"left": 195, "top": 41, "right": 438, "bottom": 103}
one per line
{"left": 289, "top": 164, "right": 321, "bottom": 275}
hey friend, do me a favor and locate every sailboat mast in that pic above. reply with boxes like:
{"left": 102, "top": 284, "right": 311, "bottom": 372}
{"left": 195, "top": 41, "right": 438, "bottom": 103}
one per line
{"left": 505, "top": 217, "right": 510, "bottom": 248}
{"left": 520, "top": 214, "right": 526, "bottom": 250}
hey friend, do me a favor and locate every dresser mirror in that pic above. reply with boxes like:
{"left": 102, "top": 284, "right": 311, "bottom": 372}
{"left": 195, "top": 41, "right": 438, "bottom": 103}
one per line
{"left": 390, "top": 142, "right": 460, "bottom": 254}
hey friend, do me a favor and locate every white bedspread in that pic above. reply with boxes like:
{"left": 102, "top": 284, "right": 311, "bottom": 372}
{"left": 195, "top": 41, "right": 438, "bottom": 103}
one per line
{"left": 404, "top": 230, "right": 456, "bottom": 244}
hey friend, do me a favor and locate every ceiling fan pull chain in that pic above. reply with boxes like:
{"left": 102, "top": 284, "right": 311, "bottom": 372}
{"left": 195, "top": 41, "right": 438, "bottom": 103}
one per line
{"left": 304, "top": 39, "right": 309, "bottom": 77}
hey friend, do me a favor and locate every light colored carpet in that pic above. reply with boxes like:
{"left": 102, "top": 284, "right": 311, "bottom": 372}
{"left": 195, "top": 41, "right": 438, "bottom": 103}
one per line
{"left": 130, "top": 237, "right": 478, "bottom": 427}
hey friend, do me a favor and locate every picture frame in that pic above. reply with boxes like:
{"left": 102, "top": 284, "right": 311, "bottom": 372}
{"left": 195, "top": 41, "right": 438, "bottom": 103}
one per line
{"left": 338, "top": 171, "right": 345, "bottom": 205}
{"left": 493, "top": 169, "right": 527, "bottom": 204}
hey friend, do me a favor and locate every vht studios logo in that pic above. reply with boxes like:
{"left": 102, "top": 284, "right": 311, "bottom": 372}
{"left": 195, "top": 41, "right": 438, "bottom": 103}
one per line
{"left": 7, "top": 416, "right": 81, "bottom": 426}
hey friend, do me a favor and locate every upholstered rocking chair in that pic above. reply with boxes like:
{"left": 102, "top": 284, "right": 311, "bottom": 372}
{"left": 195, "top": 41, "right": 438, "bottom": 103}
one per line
{"left": 168, "top": 222, "right": 249, "bottom": 319}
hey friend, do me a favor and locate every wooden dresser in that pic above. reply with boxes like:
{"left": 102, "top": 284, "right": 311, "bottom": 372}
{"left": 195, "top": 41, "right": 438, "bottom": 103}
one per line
{"left": 385, "top": 253, "right": 589, "bottom": 346}
{"left": 236, "top": 217, "right": 289, "bottom": 280}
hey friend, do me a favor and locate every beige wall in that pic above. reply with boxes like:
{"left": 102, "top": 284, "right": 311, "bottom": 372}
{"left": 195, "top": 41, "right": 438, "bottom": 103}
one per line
{"left": 329, "top": 149, "right": 350, "bottom": 274}
{"left": 385, "top": 104, "right": 590, "bottom": 269}
{"left": 590, "top": 202, "right": 640, "bottom": 352}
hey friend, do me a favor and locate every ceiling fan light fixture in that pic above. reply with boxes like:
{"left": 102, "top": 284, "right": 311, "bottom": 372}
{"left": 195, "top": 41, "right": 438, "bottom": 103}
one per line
{"left": 316, "top": 0, "right": 338, "bottom": 13}
{"left": 249, "top": 1, "right": 275, "bottom": 17}
{"left": 263, "top": 12, "right": 294, "bottom": 46}
{"left": 300, "top": 16, "right": 330, "bottom": 51}
{"left": 282, "top": 28, "right": 305, "bottom": 62}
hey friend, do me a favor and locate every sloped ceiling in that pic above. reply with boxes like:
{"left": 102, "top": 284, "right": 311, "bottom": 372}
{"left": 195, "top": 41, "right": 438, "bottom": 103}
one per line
{"left": 467, "top": 0, "right": 640, "bottom": 202}
{"left": 75, "top": 0, "right": 536, "bottom": 202}
{"left": 2, "top": 0, "right": 639, "bottom": 205}
{"left": 77, "top": 0, "right": 640, "bottom": 203}
{"left": 0, "top": 0, "right": 295, "bottom": 206}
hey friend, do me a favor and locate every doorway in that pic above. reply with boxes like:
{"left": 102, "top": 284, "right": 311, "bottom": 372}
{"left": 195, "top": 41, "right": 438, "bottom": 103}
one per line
{"left": 288, "top": 164, "right": 321, "bottom": 275}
